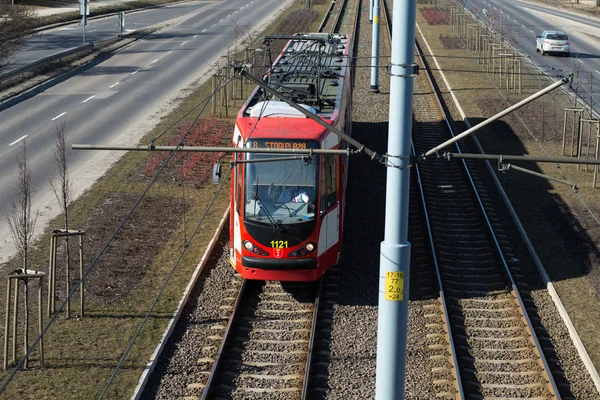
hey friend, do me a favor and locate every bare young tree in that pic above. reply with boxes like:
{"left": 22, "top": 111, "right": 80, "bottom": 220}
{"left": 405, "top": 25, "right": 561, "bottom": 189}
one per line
{"left": 5, "top": 140, "right": 37, "bottom": 369}
{"left": 50, "top": 120, "right": 73, "bottom": 318}
{"left": 0, "top": 1, "right": 37, "bottom": 72}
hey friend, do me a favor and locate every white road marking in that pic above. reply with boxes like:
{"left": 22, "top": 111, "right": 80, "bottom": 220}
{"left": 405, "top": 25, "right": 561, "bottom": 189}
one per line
{"left": 195, "top": 34, "right": 199, "bottom": 37}
{"left": 578, "top": 59, "right": 584, "bottom": 64}
{"left": 151, "top": 58, "right": 160, "bottom": 64}
{"left": 132, "top": 69, "right": 140, "bottom": 75}
{"left": 9, "top": 135, "right": 28, "bottom": 146}
{"left": 212, "top": 24, "right": 215, "bottom": 26}
{"left": 168, "top": 50, "right": 173, "bottom": 54}
{"left": 51, "top": 112, "right": 66, "bottom": 121}
{"left": 219, "top": 19, "right": 223, "bottom": 22}
{"left": 529, "top": 29, "right": 534, "bottom": 33}
{"left": 202, "top": 29, "right": 206, "bottom": 32}
{"left": 227, "top": 14, "right": 230, "bottom": 17}
{"left": 109, "top": 82, "right": 119, "bottom": 89}
{"left": 82, "top": 95, "right": 95, "bottom": 103}
{"left": 595, "top": 70, "right": 600, "bottom": 75}
{"left": 180, "top": 41, "right": 187, "bottom": 45}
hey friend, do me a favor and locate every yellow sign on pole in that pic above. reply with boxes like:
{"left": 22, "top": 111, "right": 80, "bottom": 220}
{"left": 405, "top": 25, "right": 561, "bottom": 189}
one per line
{"left": 385, "top": 271, "right": 404, "bottom": 301}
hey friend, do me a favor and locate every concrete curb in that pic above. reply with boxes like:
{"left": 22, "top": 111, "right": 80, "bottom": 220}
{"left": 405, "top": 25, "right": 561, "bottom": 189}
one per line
{"left": 130, "top": 207, "right": 230, "bottom": 400}
{"left": 416, "top": 21, "right": 600, "bottom": 395}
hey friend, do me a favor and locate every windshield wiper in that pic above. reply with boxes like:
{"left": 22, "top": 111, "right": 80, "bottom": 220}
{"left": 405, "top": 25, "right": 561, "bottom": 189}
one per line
{"left": 254, "top": 194, "right": 282, "bottom": 232}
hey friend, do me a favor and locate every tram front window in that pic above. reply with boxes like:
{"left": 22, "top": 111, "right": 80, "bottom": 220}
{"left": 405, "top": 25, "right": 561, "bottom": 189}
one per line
{"left": 244, "top": 154, "right": 317, "bottom": 225}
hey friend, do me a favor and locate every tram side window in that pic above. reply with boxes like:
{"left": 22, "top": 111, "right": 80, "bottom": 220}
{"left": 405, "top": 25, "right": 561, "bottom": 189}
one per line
{"left": 320, "top": 154, "right": 337, "bottom": 212}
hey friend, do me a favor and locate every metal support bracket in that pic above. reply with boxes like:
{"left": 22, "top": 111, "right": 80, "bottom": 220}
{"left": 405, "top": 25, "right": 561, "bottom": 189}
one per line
{"left": 384, "top": 154, "right": 414, "bottom": 169}
{"left": 387, "top": 63, "right": 419, "bottom": 78}
{"left": 498, "top": 155, "right": 510, "bottom": 172}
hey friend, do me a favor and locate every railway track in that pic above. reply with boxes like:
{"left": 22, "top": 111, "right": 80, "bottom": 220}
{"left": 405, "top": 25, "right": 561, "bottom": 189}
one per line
{"left": 379, "top": 0, "right": 572, "bottom": 398}
{"left": 140, "top": 1, "right": 361, "bottom": 399}
{"left": 201, "top": 1, "right": 361, "bottom": 397}
{"left": 201, "top": 279, "right": 321, "bottom": 399}
{"left": 319, "top": 0, "right": 359, "bottom": 34}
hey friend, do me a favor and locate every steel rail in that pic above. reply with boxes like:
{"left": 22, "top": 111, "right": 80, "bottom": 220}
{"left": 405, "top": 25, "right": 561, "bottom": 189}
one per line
{"left": 200, "top": 279, "right": 247, "bottom": 400}
{"left": 410, "top": 141, "right": 465, "bottom": 398}
{"left": 331, "top": 0, "right": 349, "bottom": 34}
{"left": 414, "top": 25, "right": 562, "bottom": 400}
{"left": 318, "top": 1, "right": 337, "bottom": 33}
{"left": 302, "top": 2, "right": 360, "bottom": 397}
{"left": 301, "top": 278, "right": 324, "bottom": 400}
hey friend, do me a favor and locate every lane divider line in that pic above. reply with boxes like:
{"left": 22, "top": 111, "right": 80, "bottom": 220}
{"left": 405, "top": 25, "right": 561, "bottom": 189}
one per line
{"left": 194, "top": 34, "right": 198, "bottom": 38}
{"left": 51, "top": 112, "right": 66, "bottom": 121}
{"left": 109, "top": 82, "right": 120, "bottom": 89}
{"left": 180, "top": 41, "right": 187, "bottom": 46}
{"left": 9, "top": 135, "right": 28, "bottom": 146}
{"left": 82, "top": 95, "right": 95, "bottom": 103}
{"left": 151, "top": 58, "right": 160, "bottom": 64}
{"left": 132, "top": 69, "right": 140, "bottom": 75}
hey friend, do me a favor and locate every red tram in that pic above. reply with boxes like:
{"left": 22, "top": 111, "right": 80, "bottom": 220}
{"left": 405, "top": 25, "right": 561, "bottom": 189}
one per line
{"left": 230, "top": 33, "right": 352, "bottom": 281}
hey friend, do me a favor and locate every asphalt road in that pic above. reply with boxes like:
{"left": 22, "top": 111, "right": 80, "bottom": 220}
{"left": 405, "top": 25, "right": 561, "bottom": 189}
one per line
{"left": 0, "top": 0, "right": 294, "bottom": 263}
{"left": 466, "top": 0, "right": 600, "bottom": 108}
{"left": 3, "top": 1, "right": 213, "bottom": 73}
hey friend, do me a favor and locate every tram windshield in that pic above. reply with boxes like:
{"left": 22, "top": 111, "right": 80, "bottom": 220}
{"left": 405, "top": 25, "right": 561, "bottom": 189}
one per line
{"left": 244, "top": 153, "right": 318, "bottom": 225}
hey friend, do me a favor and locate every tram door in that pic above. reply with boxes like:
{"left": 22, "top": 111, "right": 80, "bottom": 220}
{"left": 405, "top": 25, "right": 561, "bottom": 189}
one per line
{"left": 320, "top": 154, "right": 339, "bottom": 253}
{"left": 233, "top": 159, "right": 243, "bottom": 262}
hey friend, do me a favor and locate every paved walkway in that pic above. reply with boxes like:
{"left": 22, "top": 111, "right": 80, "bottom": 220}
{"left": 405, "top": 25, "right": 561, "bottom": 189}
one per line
{"left": 34, "top": 0, "right": 143, "bottom": 17}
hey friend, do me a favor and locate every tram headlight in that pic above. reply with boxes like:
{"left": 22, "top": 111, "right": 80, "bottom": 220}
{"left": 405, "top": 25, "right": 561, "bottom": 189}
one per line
{"left": 243, "top": 240, "right": 269, "bottom": 256}
{"left": 289, "top": 242, "right": 316, "bottom": 257}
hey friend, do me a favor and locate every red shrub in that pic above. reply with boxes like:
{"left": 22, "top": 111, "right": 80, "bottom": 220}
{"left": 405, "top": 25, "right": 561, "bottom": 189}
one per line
{"left": 422, "top": 9, "right": 449, "bottom": 25}
{"left": 143, "top": 116, "right": 231, "bottom": 188}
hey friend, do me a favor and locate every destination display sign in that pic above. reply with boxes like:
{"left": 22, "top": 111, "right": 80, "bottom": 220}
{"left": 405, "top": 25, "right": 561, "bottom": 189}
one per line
{"left": 248, "top": 139, "right": 320, "bottom": 150}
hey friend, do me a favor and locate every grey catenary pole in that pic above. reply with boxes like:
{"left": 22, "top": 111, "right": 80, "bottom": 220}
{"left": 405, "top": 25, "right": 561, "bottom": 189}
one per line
{"left": 370, "top": 0, "right": 380, "bottom": 92}
{"left": 375, "top": 0, "right": 415, "bottom": 398}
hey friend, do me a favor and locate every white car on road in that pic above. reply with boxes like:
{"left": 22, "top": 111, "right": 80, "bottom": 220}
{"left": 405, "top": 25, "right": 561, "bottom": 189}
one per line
{"left": 536, "top": 30, "right": 570, "bottom": 57}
